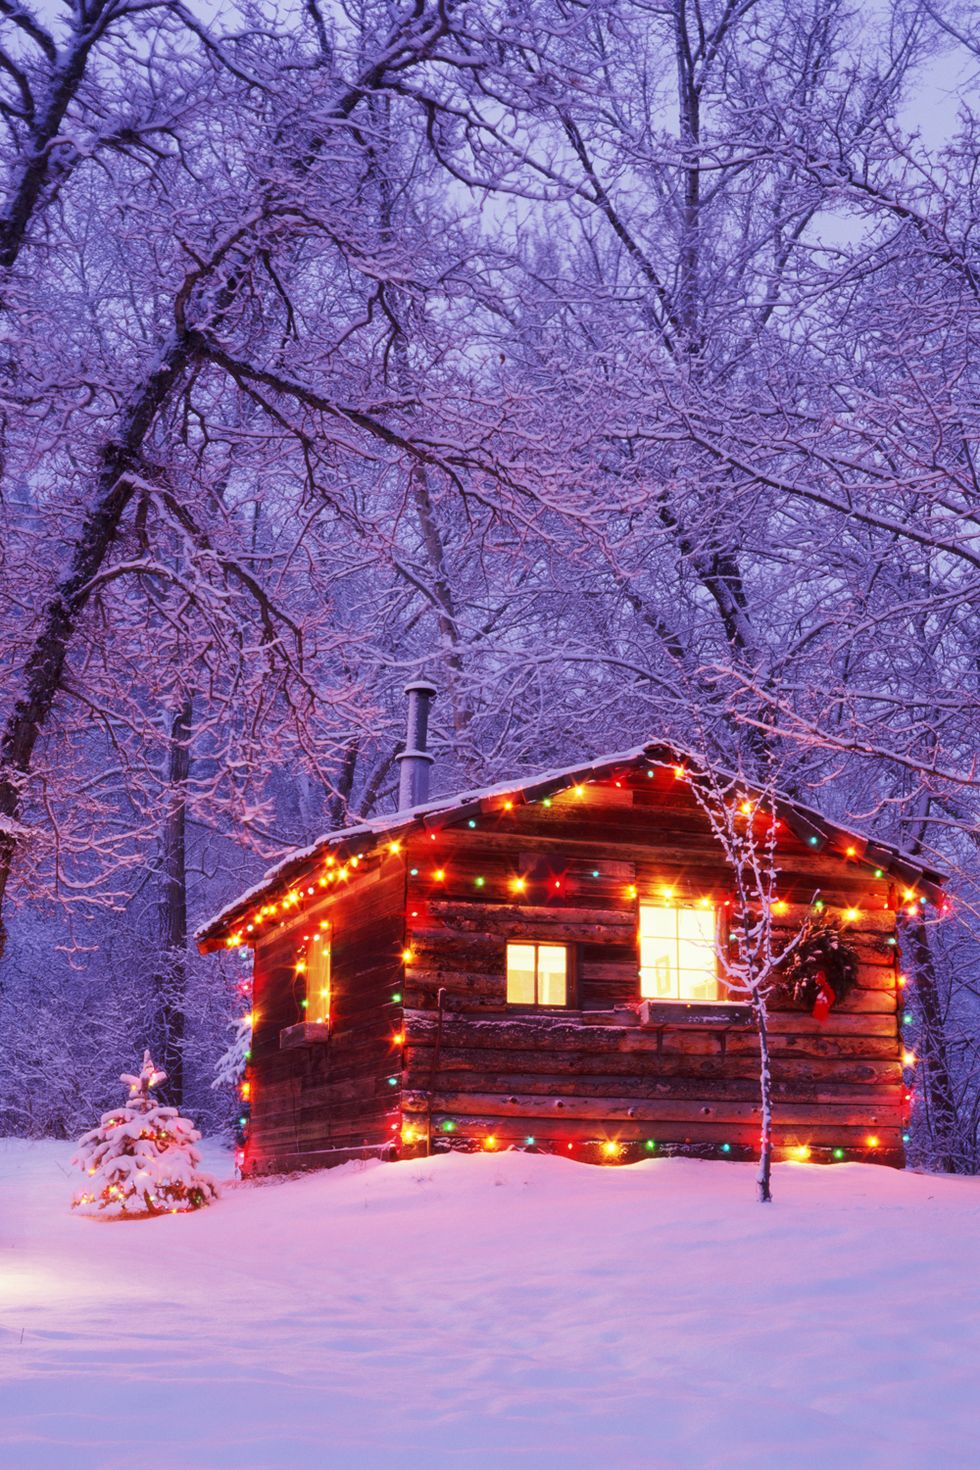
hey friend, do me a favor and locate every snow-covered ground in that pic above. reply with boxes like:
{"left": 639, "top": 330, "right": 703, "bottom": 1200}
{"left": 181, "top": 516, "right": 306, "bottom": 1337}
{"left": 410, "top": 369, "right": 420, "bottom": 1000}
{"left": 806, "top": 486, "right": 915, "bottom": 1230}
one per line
{"left": 1, "top": 1141, "right": 978, "bottom": 1469}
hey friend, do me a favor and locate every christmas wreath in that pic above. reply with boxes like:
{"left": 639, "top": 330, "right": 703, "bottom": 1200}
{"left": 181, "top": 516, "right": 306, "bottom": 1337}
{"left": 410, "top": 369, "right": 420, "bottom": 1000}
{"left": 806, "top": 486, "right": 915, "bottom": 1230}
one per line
{"left": 780, "top": 914, "right": 859, "bottom": 1021}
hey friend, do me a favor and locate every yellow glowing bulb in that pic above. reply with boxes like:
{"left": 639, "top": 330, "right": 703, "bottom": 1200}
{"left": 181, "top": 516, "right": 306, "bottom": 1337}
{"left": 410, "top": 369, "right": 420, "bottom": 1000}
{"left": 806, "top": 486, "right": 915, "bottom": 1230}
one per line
{"left": 661, "top": 886, "right": 674, "bottom": 900}
{"left": 773, "top": 899, "right": 788, "bottom": 914}
{"left": 511, "top": 877, "right": 526, "bottom": 894}
{"left": 866, "top": 1135, "right": 880, "bottom": 1149}
{"left": 627, "top": 884, "right": 638, "bottom": 900}
{"left": 844, "top": 907, "right": 859, "bottom": 922}
{"left": 401, "top": 948, "right": 413, "bottom": 963}
{"left": 898, "top": 974, "right": 907, "bottom": 987}
{"left": 503, "top": 800, "right": 513, "bottom": 811}
{"left": 484, "top": 1134, "right": 497, "bottom": 1150}
{"left": 392, "top": 1032, "right": 405, "bottom": 1046}
{"left": 739, "top": 800, "right": 753, "bottom": 815}
{"left": 903, "top": 1050, "right": 916, "bottom": 1067}
{"left": 698, "top": 896, "right": 711, "bottom": 908}
{"left": 295, "top": 961, "right": 306, "bottom": 973}
{"left": 574, "top": 785, "right": 585, "bottom": 797}
{"left": 673, "top": 765, "right": 686, "bottom": 780}
{"left": 602, "top": 1141, "right": 619, "bottom": 1157}
{"left": 903, "top": 889, "right": 915, "bottom": 902}
{"left": 795, "top": 1145, "right": 811, "bottom": 1160}
{"left": 389, "top": 841, "right": 401, "bottom": 855}
{"left": 401, "top": 1126, "right": 417, "bottom": 1144}
{"left": 434, "top": 868, "right": 446, "bottom": 882}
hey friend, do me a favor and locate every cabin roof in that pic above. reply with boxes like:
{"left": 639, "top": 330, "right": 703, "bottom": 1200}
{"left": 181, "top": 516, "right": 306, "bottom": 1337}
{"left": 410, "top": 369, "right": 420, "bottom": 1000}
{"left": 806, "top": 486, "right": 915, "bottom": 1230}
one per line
{"left": 195, "top": 740, "right": 948, "bottom": 947}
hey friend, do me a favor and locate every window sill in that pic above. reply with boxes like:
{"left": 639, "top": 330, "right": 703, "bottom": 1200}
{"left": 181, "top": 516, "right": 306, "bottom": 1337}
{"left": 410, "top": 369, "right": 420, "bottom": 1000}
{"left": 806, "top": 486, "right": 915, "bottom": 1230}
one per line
{"left": 280, "top": 1021, "right": 330, "bottom": 1049}
{"left": 638, "top": 1000, "right": 752, "bottom": 1027}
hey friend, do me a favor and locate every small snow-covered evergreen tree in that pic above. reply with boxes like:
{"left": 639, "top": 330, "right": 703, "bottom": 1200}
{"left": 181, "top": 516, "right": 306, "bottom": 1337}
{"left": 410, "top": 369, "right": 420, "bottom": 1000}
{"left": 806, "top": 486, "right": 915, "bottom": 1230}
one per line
{"left": 72, "top": 1051, "right": 218, "bottom": 1218}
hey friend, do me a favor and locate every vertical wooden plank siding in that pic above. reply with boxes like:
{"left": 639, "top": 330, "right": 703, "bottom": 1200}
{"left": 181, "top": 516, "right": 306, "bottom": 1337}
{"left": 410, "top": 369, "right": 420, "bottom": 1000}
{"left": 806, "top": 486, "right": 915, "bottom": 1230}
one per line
{"left": 245, "top": 861, "right": 406, "bottom": 1174}
{"left": 400, "top": 769, "right": 905, "bottom": 1164}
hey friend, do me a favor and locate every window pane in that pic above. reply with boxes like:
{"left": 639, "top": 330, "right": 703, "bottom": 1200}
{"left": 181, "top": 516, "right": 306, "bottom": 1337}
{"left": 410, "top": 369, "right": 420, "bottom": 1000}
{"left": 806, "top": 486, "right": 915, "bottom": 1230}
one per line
{"left": 640, "top": 935, "right": 677, "bottom": 999}
{"left": 678, "top": 909, "right": 716, "bottom": 945}
{"left": 639, "top": 906, "right": 678, "bottom": 940}
{"left": 307, "top": 940, "right": 331, "bottom": 1024}
{"left": 537, "top": 946, "right": 567, "bottom": 1006}
{"left": 507, "top": 944, "right": 536, "bottom": 1004}
{"left": 678, "top": 969, "right": 718, "bottom": 1002}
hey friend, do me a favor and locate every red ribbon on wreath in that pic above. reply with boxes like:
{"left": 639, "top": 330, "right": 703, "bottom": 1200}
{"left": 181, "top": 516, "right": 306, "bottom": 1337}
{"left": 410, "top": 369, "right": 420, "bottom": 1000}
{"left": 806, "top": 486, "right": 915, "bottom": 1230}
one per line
{"left": 811, "top": 969, "right": 837, "bottom": 1022}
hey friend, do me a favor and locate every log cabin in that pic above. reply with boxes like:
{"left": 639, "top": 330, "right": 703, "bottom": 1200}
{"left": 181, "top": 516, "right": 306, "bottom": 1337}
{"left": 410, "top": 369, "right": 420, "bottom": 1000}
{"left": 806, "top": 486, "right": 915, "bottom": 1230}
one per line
{"left": 196, "top": 683, "right": 946, "bottom": 1175}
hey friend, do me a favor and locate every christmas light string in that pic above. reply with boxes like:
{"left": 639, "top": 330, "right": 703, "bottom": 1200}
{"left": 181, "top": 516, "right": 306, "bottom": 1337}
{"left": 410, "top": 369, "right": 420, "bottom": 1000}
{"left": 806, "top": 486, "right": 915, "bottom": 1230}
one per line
{"left": 229, "top": 765, "right": 940, "bottom": 1172}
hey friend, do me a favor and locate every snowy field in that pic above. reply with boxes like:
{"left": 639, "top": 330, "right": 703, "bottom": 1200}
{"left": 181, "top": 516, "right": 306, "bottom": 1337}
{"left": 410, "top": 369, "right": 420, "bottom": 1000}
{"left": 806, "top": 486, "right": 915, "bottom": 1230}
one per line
{"left": 2, "top": 1141, "right": 979, "bottom": 1469}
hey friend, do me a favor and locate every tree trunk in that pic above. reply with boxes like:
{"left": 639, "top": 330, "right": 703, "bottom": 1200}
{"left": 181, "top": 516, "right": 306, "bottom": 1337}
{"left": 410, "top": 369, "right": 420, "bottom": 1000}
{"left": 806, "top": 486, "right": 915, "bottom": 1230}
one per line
{"left": 754, "top": 992, "right": 774, "bottom": 1203}
{"left": 0, "top": 329, "right": 194, "bottom": 959}
{"left": 155, "top": 694, "right": 192, "bottom": 1109}
{"left": 905, "top": 915, "right": 960, "bottom": 1173}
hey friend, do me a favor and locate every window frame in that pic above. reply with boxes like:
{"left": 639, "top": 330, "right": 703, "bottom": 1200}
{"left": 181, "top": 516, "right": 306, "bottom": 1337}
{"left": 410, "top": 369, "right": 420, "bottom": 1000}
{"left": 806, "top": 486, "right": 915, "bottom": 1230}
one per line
{"left": 505, "top": 940, "right": 572, "bottom": 1009}
{"left": 637, "top": 901, "right": 732, "bottom": 1006}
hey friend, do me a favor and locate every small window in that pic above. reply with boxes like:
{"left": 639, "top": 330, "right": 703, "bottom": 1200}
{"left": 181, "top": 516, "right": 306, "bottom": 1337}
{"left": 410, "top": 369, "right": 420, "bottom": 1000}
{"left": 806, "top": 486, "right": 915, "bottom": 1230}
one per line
{"left": 506, "top": 941, "right": 568, "bottom": 1006}
{"left": 306, "top": 930, "right": 332, "bottom": 1024}
{"left": 639, "top": 905, "right": 720, "bottom": 1002}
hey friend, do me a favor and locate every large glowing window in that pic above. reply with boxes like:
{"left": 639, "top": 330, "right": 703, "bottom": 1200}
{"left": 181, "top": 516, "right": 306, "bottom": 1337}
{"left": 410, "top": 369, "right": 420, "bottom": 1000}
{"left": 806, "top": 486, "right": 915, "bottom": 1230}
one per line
{"left": 307, "top": 930, "right": 331, "bottom": 1024}
{"left": 506, "top": 942, "right": 568, "bottom": 1006}
{"left": 638, "top": 906, "right": 720, "bottom": 1002}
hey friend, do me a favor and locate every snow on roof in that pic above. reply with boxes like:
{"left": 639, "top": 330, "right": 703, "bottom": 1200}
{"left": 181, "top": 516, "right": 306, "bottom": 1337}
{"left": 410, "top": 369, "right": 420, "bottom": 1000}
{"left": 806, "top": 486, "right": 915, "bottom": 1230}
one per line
{"left": 195, "top": 740, "right": 947, "bottom": 946}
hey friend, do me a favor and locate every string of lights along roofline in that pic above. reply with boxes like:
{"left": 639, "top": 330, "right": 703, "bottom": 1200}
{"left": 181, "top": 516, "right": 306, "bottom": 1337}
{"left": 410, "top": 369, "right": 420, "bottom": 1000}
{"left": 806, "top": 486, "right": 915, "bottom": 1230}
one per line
{"left": 230, "top": 764, "right": 937, "bottom": 1172}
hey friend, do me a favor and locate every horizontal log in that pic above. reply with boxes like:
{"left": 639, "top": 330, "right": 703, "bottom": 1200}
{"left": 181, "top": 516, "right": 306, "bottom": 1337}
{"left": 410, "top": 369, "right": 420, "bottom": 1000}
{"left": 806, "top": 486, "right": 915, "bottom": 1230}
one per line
{"left": 404, "top": 1067, "right": 904, "bottom": 1104}
{"left": 402, "top": 1090, "right": 902, "bottom": 1127}
{"left": 402, "top": 1044, "right": 902, "bottom": 1088}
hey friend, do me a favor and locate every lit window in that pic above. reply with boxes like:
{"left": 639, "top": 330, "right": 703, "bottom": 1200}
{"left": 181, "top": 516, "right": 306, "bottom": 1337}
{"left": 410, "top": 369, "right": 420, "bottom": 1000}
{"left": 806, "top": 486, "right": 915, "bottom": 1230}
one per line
{"left": 506, "top": 942, "right": 567, "bottom": 1006}
{"left": 639, "top": 905, "right": 719, "bottom": 1002}
{"left": 307, "top": 931, "right": 331, "bottom": 1023}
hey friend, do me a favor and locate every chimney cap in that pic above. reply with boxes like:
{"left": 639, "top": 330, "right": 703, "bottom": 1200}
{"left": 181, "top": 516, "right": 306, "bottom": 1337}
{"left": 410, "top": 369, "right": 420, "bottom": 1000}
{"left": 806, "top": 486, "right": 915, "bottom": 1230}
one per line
{"left": 404, "top": 677, "right": 437, "bottom": 697}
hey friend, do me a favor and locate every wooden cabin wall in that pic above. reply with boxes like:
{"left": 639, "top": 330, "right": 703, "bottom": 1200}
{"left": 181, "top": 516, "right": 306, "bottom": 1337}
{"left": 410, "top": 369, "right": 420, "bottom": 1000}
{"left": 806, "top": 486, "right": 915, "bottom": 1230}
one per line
{"left": 245, "top": 861, "right": 406, "bottom": 1174}
{"left": 400, "top": 772, "right": 905, "bottom": 1163}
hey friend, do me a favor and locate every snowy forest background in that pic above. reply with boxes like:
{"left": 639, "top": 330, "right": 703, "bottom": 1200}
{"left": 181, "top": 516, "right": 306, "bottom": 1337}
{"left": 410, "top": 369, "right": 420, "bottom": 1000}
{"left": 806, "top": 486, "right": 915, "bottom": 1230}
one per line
{"left": 2, "top": 0, "right": 980, "bottom": 1170}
